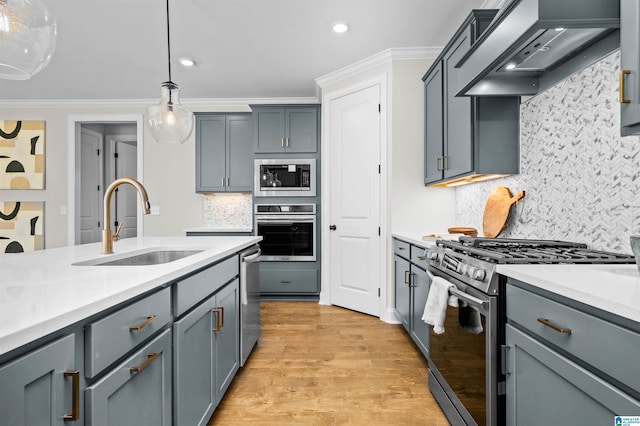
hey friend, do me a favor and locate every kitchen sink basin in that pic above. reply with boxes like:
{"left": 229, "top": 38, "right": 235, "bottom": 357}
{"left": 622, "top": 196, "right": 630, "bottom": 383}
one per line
{"left": 73, "top": 249, "right": 204, "bottom": 266}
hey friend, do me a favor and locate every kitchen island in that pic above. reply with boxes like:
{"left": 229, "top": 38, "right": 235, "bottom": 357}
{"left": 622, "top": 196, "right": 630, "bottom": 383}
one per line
{"left": 0, "top": 235, "right": 260, "bottom": 426}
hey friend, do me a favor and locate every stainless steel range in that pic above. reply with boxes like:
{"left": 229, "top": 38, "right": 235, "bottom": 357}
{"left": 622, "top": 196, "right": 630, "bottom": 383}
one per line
{"left": 426, "top": 237, "right": 636, "bottom": 426}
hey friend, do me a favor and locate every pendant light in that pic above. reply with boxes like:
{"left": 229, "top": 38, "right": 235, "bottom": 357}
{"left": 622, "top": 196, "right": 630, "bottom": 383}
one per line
{"left": 0, "top": 0, "right": 57, "bottom": 80}
{"left": 146, "top": 0, "right": 194, "bottom": 144}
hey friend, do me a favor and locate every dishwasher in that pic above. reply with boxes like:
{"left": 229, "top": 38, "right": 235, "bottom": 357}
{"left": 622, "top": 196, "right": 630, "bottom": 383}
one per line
{"left": 239, "top": 245, "right": 261, "bottom": 366}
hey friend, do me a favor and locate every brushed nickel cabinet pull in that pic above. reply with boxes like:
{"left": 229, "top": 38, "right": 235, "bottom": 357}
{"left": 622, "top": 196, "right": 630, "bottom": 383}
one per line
{"left": 226, "top": 177, "right": 230, "bottom": 186}
{"left": 436, "top": 157, "right": 443, "bottom": 171}
{"left": 404, "top": 270, "right": 410, "bottom": 284}
{"left": 281, "top": 137, "right": 285, "bottom": 147}
{"left": 537, "top": 317, "right": 572, "bottom": 334}
{"left": 212, "top": 308, "right": 221, "bottom": 332}
{"left": 222, "top": 177, "right": 225, "bottom": 186}
{"left": 280, "top": 279, "right": 292, "bottom": 284}
{"left": 129, "top": 352, "right": 159, "bottom": 374}
{"left": 63, "top": 370, "right": 80, "bottom": 421}
{"left": 129, "top": 315, "right": 158, "bottom": 331}
{"left": 620, "top": 70, "right": 631, "bottom": 104}
{"left": 286, "top": 137, "right": 289, "bottom": 147}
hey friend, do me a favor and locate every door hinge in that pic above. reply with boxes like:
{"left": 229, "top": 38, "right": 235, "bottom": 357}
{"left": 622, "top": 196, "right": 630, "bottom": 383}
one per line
{"left": 114, "top": 152, "right": 119, "bottom": 158}
{"left": 96, "top": 148, "right": 100, "bottom": 156}
{"left": 378, "top": 164, "right": 381, "bottom": 174}
{"left": 378, "top": 227, "right": 381, "bottom": 236}
{"left": 378, "top": 288, "right": 380, "bottom": 297}
{"left": 97, "top": 221, "right": 100, "bottom": 228}
{"left": 97, "top": 185, "right": 100, "bottom": 191}
{"left": 498, "top": 381, "right": 506, "bottom": 396}
{"left": 501, "top": 345, "right": 511, "bottom": 375}
{"left": 378, "top": 103, "right": 381, "bottom": 113}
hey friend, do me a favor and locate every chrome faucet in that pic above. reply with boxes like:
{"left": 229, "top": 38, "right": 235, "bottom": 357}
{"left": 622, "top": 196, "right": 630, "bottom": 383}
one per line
{"left": 102, "top": 177, "right": 151, "bottom": 254}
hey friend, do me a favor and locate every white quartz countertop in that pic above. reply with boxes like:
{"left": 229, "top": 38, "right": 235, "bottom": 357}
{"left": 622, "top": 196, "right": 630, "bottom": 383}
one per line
{"left": 185, "top": 227, "right": 253, "bottom": 233}
{"left": 0, "top": 236, "right": 261, "bottom": 356}
{"left": 392, "top": 232, "right": 464, "bottom": 250}
{"left": 498, "top": 263, "right": 640, "bottom": 323}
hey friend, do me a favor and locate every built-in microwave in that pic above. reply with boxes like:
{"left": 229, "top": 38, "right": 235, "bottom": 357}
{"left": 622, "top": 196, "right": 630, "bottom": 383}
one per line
{"left": 254, "top": 159, "right": 316, "bottom": 197}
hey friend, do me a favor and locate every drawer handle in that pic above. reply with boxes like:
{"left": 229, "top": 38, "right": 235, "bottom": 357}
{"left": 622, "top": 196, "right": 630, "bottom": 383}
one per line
{"left": 537, "top": 317, "right": 572, "bottom": 334}
{"left": 63, "top": 370, "right": 80, "bottom": 421}
{"left": 129, "top": 315, "right": 158, "bottom": 331}
{"left": 417, "top": 256, "right": 426, "bottom": 261}
{"left": 404, "top": 270, "right": 410, "bottom": 285}
{"left": 620, "top": 69, "right": 631, "bottom": 104}
{"left": 130, "top": 352, "right": 159, "bottom": 374}
{"left": 212, "top": 307, "right": 224, "bottom": 331}
{"left": 280, "top": 280, "right": 292, "bottom": 284}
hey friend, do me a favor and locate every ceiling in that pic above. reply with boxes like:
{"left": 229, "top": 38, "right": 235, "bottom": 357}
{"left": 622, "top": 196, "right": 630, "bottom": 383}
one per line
{"left": 0, "top": 0, "right": 498, "bottom": 103}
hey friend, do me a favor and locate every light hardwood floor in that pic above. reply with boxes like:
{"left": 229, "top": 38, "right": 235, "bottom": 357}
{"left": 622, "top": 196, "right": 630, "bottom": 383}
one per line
{"left": 208, "top": 301, "right": 449, "bottom": 425}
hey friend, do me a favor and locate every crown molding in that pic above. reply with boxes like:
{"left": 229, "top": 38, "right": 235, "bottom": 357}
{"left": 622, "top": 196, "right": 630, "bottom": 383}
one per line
{"left": 0, "top": 96, "right": 320, "bottom": 109}
{"left": 315, "top": 47, "right": 442, "bottom": 88}
{"left": 481, "top": 0, "right": 508, "bottom": 9}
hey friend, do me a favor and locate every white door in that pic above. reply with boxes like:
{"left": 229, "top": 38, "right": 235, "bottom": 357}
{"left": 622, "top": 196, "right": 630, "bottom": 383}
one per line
{"left": 108, "top": 140, "right": 137, "bottom": 239}
{"left": 329, "top": 84, "right": 381, "bottom": 316}
{"left": 79, "top": 128, "right": 103, "bottom": 244}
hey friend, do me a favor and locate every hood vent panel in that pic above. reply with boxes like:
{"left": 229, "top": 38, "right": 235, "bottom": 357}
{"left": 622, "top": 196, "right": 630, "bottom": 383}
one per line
{"left": 457, "top": 0, "right": 620, "bottom": 96}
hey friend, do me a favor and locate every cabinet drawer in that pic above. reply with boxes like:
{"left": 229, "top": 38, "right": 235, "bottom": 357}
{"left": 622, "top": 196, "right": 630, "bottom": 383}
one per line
{"left": 410, "top": 245, "right": 430, "bottom": 269}
{"left": 393, "top": 239, "right": 410, "bottom": 258}
{"left": 174, "top": 255, "right": 238, "bottom": 317}
{"left": 85, "top": 287, "right": 171, "bottom": 378}
{"left": 507, "top": 284, "right": 640, "bottom": 394}
{"left": 85, "top": 329, "right": 172, "bottom": 426}
{"left": 260, "top": 269, "right": 318, "bottom": 294}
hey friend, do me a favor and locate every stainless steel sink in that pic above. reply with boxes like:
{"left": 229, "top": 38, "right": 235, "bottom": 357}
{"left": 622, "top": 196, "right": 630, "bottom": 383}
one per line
{"left": 73, "top": 249, "right": 204, "bottom": 266}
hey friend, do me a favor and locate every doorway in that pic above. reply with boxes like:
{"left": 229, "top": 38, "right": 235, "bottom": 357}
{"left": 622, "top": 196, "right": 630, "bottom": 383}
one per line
{"left": 321, "top": 77, "right": 387, "bottom": 317}
{"left": 67, "top": 115, "right": 144, "bottom": 246}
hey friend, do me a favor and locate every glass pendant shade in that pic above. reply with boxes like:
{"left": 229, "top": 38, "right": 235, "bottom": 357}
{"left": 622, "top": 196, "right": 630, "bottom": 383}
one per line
{"left": 147, "top": 81, "right": 194, "bottom": 144}
{"left": 0, "top": 0, "right": 57, "bottom": 80}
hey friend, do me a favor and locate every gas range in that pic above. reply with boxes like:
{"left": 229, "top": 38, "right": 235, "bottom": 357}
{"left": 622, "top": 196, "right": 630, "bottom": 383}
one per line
{"left": 428, "top": 237, "right": 636, "bottom": 295}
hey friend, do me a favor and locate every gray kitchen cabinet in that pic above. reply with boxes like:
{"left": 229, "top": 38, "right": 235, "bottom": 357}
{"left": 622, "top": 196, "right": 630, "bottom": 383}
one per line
{"left": 85, "top": 329, "right": 172, "bottom": 426}
{"left": 505, "top": 282, "right": 640, "bottom": 425}
{"left": 423, "top": 10, "right": 520, "bottom": 186}
{"left": 0, "top": 334, "right": 78, "bottom": 426}
{"left": 259, "top": 267, "right": 319, "bottom": 296}
{"left": 251, "top": 105, "right": 319, "bottom": 153}
{"left": 393, "top": 238, "right": 431, "bottom": 359}
{"left": 196, "top": 113, "right": 253, "bottom": 193}
{"left": 173, "top": 279, "right": 239, "bottom": 426}
{"left": 621, "top": 0, "right": 640, "bottom": 135}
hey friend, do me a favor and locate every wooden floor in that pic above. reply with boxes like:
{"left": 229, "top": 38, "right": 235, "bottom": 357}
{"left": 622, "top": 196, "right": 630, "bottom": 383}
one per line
{"left": 208, "top": 301, "right": 449, "bottom": 425}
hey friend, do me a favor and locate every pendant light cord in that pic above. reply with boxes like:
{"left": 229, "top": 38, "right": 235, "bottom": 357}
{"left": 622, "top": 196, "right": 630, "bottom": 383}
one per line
{"left": 166, "top": 0, "right": 172, "bottom": 83}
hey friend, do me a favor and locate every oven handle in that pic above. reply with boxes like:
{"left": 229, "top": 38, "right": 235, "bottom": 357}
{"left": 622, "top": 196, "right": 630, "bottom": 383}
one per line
{"left": 448, "top": 286, "right": 488, "bottom": 310}
{"left": 255, "top": 215, "right": 316, "bottom": 222}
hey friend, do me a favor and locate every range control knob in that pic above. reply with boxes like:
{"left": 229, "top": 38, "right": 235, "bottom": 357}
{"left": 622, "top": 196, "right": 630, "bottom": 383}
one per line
{"left": 473, "top": 268, "right": 486, "bottom": 281}
{"left": 466, "top": 266, "right": 476, "bottom": 278}
{"left": 428, "top": 251, "right": 438, "bottom": 260}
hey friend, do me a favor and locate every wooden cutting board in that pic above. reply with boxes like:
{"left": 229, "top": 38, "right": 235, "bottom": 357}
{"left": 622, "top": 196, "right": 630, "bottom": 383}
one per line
{"left": 482, "top": 186, "right": 525, "bottom": 238}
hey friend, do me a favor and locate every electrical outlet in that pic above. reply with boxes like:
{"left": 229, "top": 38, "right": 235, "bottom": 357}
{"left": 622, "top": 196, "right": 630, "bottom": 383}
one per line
{"left": 150, "top": 206, "right": 160, "bottom": 215}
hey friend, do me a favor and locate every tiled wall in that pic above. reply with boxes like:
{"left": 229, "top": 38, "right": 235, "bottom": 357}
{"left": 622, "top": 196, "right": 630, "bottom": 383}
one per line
{"left": 455, "top": 51, "right": 640, "bottom": 254}
{"left": 203, "top": 194, "right": 253, "bottom": 229}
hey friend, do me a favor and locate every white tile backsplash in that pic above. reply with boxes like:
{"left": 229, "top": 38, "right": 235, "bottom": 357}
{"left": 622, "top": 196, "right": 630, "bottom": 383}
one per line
{"left": 455, "top": 51, "right": 640, "bottom": 254}
{"left": 203, "top": 194, "right": 253, "bottom": 229}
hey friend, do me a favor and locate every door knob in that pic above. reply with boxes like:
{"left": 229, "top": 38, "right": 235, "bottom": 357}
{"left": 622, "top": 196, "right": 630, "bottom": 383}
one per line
{"left": 329, "top": 225, "right": 337, "bottom": 231}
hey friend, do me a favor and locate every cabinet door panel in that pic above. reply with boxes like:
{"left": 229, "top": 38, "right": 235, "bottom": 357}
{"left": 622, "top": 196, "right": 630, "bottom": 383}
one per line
{"left": 86, "top": 329, "right": 172, "bottom": 426}
{"left": 505, "top": 324, "right": 640, "bottom": 426}
{"left": 254, "top": 109, "right": 285, "bottom": 152}
{"left": 424, "top": 63, "right": 444, "bottom": 185}
{"left": 410, "top": 265, "right": 430, "bottom": 358}
{"left": 394, "top": 255, "right": 410, "bottom": 330}
{"left": 214, "top": 279, "right": 240, "bottom": 404}
{"left": 173, "top": 294, "right": 216, "bottom": 426}
{"left": 0, "top": 334, "right": 75, "bottom": 426}
{"left": 226, "top": 114, "right": 253, "bottom": 191}
{"left": 286, "top": 108, "right": 317, "bottom": 152}
{"left": 621, "top": 0, "right": 640, "bottom": 134}
{"left": 197, "top": 115, "right": 227, "bottom": 192}
{"left": 444, "top": 31, "right": 473, "bottom": 179}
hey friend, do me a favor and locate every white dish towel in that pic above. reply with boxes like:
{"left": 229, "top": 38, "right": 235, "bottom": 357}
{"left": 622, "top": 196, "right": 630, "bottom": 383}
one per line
{"left": 421, "top": 276, "right": 458, "bottom": 334}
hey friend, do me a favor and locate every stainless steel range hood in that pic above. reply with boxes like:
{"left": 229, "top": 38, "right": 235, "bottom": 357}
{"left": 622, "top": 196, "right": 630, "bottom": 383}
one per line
{"left": 456, "top": 0, "right": 620, "bottom": 96}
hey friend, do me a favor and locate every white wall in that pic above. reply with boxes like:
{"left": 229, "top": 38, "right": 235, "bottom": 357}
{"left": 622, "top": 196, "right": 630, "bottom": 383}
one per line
{"left": 0, "top": 103, "right": 250, "bottom": 249}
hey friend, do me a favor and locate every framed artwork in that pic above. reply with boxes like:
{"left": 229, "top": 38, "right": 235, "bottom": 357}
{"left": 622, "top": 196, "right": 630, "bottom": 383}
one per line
{"left": 0, "top": 120, "right": 46, "bottom": 189}
{"left": 0, "top": 201, "right": 44, "bottom": 253}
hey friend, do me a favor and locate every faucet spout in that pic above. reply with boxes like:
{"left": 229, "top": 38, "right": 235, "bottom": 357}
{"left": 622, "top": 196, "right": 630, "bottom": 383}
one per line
{"left": 102, "top": 177, "right": 151, "bottom": 254}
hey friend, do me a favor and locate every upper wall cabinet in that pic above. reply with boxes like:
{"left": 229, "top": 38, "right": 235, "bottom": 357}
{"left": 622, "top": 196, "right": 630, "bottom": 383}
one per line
{"left": 251, "top": 105, "right": 319, "bottom": 153}
{"left": 621, "top": 0, "right": 640, "bottom": 136}
{"left": 196, "top": 113, "right": 253, "bottom": 193}
{"left": 423, "top": 10, "right": 520, "bottom": 186}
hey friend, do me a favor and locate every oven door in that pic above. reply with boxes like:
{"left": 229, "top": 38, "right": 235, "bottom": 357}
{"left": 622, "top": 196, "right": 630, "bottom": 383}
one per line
{"left": 255, "top": 215, "right": 316, "bottom": 261}
{"left": 426, "top": 273, "right": 503, "bottom": 426}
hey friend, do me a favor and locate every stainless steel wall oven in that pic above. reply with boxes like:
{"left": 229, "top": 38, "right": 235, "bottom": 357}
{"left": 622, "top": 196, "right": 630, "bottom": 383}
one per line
{"left": 254, "top": 204, "right": 316, "bottom": 261}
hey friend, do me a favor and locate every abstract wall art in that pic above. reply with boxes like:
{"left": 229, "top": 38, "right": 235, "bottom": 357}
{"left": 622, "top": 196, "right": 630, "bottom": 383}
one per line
{"left": 0, "top": 201, "right": 44, "bottom": 253}
{"left": 0, "top": 120, "right": 46, "bottom": 189}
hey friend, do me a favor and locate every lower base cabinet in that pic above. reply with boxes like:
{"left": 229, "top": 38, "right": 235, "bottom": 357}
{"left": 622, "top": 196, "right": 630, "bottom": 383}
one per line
{"left": 173, "top": 279, "right": 239, "bottom": 426}
{"left": 410, "top": 265, "right": 431, "bottom": 358}
{"left": 260, "top": 268, "right": 318, "bottom": 296}
{"left": 0, "top": 334, "right": 76, "bottom": 426}
{"left": 85, "top": 329, "right": 172, "bottom": 426}
{"left": 505, "top": 324, "right": 640, "bottom": 425}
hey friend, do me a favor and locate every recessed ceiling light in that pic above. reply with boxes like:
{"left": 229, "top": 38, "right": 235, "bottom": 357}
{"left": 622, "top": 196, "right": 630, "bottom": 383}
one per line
{"left": 332, "top": 22, "right": 349, "bottom": 34}
{"left": 179, "top": 57, "right": 195, "bottom": 67}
